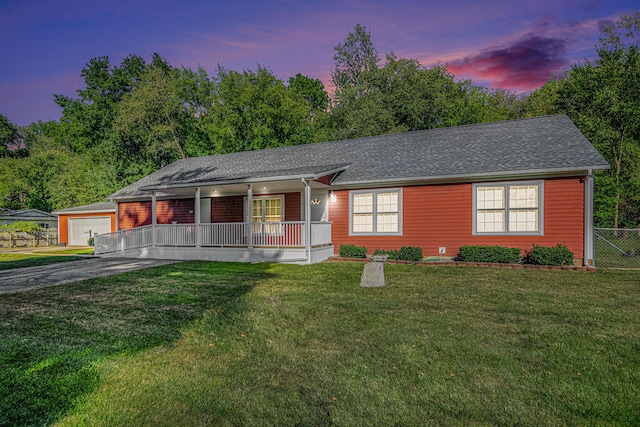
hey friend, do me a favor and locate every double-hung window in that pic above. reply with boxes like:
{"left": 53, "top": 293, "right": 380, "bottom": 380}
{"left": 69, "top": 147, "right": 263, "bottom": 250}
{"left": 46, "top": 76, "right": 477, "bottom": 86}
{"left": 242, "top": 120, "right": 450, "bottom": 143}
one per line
{"left": 349, "top": 189, "right": 402, "bottom": 235}
{"left": 473, "top": 181, "right": 543, "bottom": 235}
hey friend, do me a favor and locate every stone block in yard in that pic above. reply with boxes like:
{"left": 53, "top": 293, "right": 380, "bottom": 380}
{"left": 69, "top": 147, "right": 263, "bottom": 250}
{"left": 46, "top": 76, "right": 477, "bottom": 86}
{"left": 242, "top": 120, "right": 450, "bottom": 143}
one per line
{"left": 360, "top": 259, "right": 386, "bottom": 287}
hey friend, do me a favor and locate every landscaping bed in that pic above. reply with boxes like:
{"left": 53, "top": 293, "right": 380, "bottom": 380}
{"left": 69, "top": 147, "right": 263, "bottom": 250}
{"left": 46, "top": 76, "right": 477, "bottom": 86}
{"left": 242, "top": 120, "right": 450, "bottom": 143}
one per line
{"left": 326, "top": 256, "right": 594, "bottom": 271}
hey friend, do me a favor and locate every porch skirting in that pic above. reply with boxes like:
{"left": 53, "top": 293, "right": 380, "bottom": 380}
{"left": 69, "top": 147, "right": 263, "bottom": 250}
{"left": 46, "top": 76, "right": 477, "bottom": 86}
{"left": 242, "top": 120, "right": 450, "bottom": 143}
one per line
{"left": 100, "top": 245, "right": 335, "bottom": 264}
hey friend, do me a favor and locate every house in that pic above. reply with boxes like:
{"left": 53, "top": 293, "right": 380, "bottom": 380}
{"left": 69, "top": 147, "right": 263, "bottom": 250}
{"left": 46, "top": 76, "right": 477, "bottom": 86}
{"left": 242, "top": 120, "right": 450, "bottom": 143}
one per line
{"left": 95, "top": 115, "right": 609, "bottom": 266}
{"left": 53, "top": 202, "right": 117, "bottom": 246}
{"left": 0, "top": 209, "right": 57, "bottom": 229}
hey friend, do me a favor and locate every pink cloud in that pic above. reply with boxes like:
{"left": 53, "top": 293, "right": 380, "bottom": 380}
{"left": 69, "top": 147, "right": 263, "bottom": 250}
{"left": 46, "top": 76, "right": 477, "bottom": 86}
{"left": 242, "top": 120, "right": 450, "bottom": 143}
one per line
{"left": 448, "top": 34, "right": 568, "bottom": 91}
{"left": 443, "top": 16, "right": 611, "bottom": 91}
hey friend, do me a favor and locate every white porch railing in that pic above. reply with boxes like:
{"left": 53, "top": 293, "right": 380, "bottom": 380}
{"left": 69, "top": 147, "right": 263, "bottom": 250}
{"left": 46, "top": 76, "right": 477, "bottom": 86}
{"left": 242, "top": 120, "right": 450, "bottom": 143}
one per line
{"left": 94, "top": 225, "right": 154, "bottom": 253}
{"left": 201, "top": 222, "right": 248, "bottom": 246}
{"left": 95, "top": 222, "right": 332, "bottom": 254}
{"left": 156, "top": 224, "right": 196, "bottom": 246}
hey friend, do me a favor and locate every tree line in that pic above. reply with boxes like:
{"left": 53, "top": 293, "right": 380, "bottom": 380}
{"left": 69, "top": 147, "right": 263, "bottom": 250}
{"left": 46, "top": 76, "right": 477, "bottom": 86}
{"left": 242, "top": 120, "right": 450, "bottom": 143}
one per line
{"left": 1, "top": 12, "right": 638, "bottom": 228}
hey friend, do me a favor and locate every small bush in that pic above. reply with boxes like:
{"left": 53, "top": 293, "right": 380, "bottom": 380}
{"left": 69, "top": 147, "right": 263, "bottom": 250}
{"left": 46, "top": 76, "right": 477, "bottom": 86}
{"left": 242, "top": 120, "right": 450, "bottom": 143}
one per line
{"left": 0, "top": 221, "right": 44, "bottom": 234}
{"left": 525, "top": 244, "right": 574, "bottom": 266}
{"left": 398, "top": 246, "right": 423, "bottom": 261}
{"left": 88, "top": 237, "right": 95, "bottom": 247}
{"left": 457, "top": 245, "right": 522, "bottom": 264}
{"left": 339, "top": 244, "right": 368, "bottom": 258}
{"left": 373, "top": 248, "right": 399, "bottom": 260}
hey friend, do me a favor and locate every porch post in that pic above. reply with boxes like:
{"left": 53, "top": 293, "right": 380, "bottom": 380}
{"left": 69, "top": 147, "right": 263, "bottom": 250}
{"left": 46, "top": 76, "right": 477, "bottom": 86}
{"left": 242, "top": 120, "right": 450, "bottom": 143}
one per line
{"left": 151, "top": 191, "right": 157, "bottom": 247}
{"left": 195, "top": 187, "right": 201, "bottom": 247}
{"left": 247, "top": 184, "right": 253, "bottom": 249}
{"left": 584, "top": 170, "right": 594, "bottom": 267}
{"left": 304, "top": 179, "right": 311, "bottom": 263}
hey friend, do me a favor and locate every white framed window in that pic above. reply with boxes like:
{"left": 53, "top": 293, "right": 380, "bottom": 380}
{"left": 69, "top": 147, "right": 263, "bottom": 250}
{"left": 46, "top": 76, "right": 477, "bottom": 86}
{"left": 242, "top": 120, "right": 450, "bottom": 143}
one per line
{"left": 246, "top": 195, "right": 284, "bottom": 234}
{"left": 245, "top": 195, "right": 284, "bottom": 223}
{"left": 473, "top": 181, "right": 543, "bottom": 235}
{"left": 349, "top": 189, "right": 402, "bottom": 235}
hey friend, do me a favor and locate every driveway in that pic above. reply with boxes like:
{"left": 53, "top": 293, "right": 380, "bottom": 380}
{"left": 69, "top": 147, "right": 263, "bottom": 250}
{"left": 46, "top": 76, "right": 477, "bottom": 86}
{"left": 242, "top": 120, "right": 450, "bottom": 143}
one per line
{"left": 0, "top": 257, "right": 180, "bottom": 294}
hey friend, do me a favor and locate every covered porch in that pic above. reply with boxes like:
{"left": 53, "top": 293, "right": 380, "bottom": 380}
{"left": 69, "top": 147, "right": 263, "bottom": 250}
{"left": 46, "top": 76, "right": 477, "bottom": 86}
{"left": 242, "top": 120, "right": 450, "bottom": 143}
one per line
{"left": 96, "top": 168, "right": 342, "bottom": 264}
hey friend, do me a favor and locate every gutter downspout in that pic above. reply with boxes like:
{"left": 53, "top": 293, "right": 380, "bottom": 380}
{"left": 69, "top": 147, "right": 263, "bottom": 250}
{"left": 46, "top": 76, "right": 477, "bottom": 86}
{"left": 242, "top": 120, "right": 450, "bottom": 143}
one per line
{"left": 247, "top": 184, "right": 253, "bottom": 250}
{"left": 114, "top": 201, "right": 119, "bottom": 231}
{"left": 584, "top": 170, "right": 595, "bottom": 268}
{"left": 303, "top": 179, "right": 311, "bottom": 264}
{"left": 152, "top": 191, "right": 157, "bottom": 248}
{"left": 195, "top": 187, "right": 201, "bottom": 248}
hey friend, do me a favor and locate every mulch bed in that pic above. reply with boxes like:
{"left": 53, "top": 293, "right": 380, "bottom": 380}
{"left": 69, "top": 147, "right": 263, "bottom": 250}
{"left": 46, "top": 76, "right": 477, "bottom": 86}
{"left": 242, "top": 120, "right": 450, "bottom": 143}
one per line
{"left": 326, "top": 257, "right": 594, "bottom": 271}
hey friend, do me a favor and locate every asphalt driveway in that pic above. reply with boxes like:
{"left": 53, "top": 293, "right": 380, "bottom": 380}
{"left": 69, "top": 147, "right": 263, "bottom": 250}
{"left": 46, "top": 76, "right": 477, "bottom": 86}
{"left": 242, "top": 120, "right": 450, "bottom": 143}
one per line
{"left": 0, "top": 257, "right": 180, "bottom": 294}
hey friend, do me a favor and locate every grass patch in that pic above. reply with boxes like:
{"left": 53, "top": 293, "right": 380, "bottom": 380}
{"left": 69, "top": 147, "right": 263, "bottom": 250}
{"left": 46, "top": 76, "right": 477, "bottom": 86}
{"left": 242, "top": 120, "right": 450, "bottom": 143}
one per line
{"left": 33, "top": 248, "right": 95, "bottom": 255}
{"left": 0, "top": 254, "right": 86, "bottom": 270}
{"left": 1, "top": 262, "right": 639, "bottom": 426}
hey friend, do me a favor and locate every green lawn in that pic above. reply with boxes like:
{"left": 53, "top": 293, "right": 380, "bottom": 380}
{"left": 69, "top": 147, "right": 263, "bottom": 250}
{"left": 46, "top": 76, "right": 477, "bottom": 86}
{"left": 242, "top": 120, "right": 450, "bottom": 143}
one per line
{"left": 1, "top": 262, "right": 638, "bottom": 426}
{"left": 0, "top": 253, "right": 87, "bottom": 270}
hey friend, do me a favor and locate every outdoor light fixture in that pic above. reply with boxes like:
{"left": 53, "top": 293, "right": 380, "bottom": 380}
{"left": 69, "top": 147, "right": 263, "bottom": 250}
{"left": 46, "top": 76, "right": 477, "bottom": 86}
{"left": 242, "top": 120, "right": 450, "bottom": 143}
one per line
{"left": 330, "top": 190, "right": 337, "bottom": 202}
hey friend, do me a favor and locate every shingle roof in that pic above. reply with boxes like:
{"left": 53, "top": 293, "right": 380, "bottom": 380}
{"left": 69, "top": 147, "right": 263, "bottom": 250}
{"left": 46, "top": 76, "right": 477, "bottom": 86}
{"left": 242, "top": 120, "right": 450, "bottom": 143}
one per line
{"left": 109, "top": 115, "right": 609, "bottom": 199}
{"left": 52, "top": 202, "right": 116, "bottom": 214}
{"left": 0, "top": 209, "right": 56, "bottom": 220}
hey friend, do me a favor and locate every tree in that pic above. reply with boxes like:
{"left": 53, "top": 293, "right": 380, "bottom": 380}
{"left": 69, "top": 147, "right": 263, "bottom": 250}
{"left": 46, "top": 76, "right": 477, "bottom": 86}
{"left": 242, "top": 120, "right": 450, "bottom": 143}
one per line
{"left": 288, "top": 73, "right": 329, "bottom": 116}
{"left": 557, "top": 11, "right": 640, "bottom": 227}
{"left": 206, "top": 66, "right": 314, "bottom": 153}
{"left": 114, "top": 66, "right": 188, "bottom": 173}
{"left": 522, "top": 78, "right": 563, "bottom": 117}
{"left": 54, "top": 54, "right": 150, "bottom": 153}
{"left": 0, "top": 115, "right": 27, "bottom": 157}
{"left": 331, "top": 24, "right": 379, "bottom": 98}
{"left": 325, "top": 46, "right": 504, "bottom": 139}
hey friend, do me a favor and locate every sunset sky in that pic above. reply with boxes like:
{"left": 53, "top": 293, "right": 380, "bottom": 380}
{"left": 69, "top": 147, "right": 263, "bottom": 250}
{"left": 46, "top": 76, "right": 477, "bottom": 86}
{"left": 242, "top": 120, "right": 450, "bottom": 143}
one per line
{"left": 1, "top": 0, "right": 637, "bottom": 125}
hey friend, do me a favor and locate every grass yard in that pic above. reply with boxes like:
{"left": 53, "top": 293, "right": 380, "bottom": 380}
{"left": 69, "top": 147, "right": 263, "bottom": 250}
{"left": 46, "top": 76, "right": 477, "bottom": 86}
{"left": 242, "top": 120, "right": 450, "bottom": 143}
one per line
{"left": 0, "top": 253, "right": 87, "bottom": 270}
{"left": 0, "top": 262, "right": 639, "bottom": 426}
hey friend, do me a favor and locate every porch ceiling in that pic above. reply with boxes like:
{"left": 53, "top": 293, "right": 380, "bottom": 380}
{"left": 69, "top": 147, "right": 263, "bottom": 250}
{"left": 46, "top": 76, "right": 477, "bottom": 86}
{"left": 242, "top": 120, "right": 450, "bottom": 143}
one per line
{"left": 149, "top": 178, "right": 329, "bottom": 198}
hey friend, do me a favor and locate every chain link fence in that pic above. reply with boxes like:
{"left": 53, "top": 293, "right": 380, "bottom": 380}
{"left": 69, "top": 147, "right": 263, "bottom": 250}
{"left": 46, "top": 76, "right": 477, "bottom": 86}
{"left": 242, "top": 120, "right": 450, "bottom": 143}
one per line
{"left": 594, "top": 228, "right": 640, "bottom": 269}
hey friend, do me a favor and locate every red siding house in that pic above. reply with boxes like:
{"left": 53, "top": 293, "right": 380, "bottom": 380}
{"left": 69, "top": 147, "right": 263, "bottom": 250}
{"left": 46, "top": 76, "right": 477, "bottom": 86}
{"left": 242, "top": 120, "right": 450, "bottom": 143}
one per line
{"left": 96, "top": 115, "right": 609, "bottom": 266}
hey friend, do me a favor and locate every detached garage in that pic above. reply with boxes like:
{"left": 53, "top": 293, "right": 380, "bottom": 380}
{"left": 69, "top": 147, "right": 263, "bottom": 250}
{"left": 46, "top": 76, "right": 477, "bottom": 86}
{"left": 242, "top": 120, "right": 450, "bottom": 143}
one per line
{"left": 53, "top": 202, "right": 116, "bottom": 246}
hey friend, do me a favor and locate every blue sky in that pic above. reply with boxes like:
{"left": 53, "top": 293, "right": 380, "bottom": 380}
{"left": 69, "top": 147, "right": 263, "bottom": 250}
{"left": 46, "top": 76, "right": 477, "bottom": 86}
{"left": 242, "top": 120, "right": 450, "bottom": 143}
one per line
{"left": 0, "top": 0, "right": 637, "bottom": 125}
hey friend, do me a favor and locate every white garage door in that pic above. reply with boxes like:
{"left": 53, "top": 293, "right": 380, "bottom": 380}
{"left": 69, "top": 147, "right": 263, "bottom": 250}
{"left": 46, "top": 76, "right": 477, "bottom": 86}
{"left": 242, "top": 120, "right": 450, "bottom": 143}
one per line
{"left": 68, "top": 217, "right": 112, "bottom": 246}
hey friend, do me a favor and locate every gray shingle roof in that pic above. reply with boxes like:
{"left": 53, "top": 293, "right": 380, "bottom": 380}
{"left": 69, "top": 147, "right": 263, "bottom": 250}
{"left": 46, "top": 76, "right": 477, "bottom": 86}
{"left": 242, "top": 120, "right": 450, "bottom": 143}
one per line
{"left": 52, "top": 202, "right": 116, "bottom": 214}
{"left": 109, "top": 115, "right": 609, "bottom": 199}
{"left": 0, "top": 209, "right": 56, "bottom": 220}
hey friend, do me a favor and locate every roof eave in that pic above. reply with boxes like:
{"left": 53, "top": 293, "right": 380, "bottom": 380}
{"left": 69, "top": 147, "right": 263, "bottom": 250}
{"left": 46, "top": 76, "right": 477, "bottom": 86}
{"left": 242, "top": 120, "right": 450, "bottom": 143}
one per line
{"left": 52, "top": 209, "right": 116, "bottom": 215}
{"left": 137, "top": 165, "right": 351, "bottom": 193}
{"left": 331, "top": 165, "right": 610, "bottom": 188}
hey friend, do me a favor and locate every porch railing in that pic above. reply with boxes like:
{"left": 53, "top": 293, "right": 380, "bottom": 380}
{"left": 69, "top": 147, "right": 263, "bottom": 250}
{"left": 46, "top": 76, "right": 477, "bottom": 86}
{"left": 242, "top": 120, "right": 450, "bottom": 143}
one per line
{"left": 95, "top": 222, "right": 332, "bottom": 254}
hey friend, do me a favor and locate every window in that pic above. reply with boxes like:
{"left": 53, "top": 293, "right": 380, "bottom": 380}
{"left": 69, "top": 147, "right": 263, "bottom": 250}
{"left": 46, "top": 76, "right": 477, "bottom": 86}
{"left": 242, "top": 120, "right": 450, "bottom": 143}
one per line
{"left": 247, "top": 196, "right": 283, "bottom": 223}
{"left": 473, "top": 182, "right": 543, "bottom": 235}
{"left": 349, "top": 189, "right": 402, "bottom": 235}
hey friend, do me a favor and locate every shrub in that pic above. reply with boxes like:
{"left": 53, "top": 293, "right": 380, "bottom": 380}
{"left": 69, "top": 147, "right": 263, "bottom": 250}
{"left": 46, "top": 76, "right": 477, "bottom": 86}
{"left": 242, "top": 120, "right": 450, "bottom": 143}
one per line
{"left": 0, "top": 221, "right": 44, "bottom": 234}
{"left": 339, "top": 244, "right": 368, "bottom": 258}
{"left": 525, "top": 244, "right": 574, "bottom": 266}
{"left": 398, "top": 246, "right": 423, "bottom": 261}
{"left": 88, "top": 237, "right": 95, "bottom": 247}
{"left": 457, "top": 245, "right": 522, "bottom": 264}
{"left": 373, "top": 248, "right": 399, "bottom": 260}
